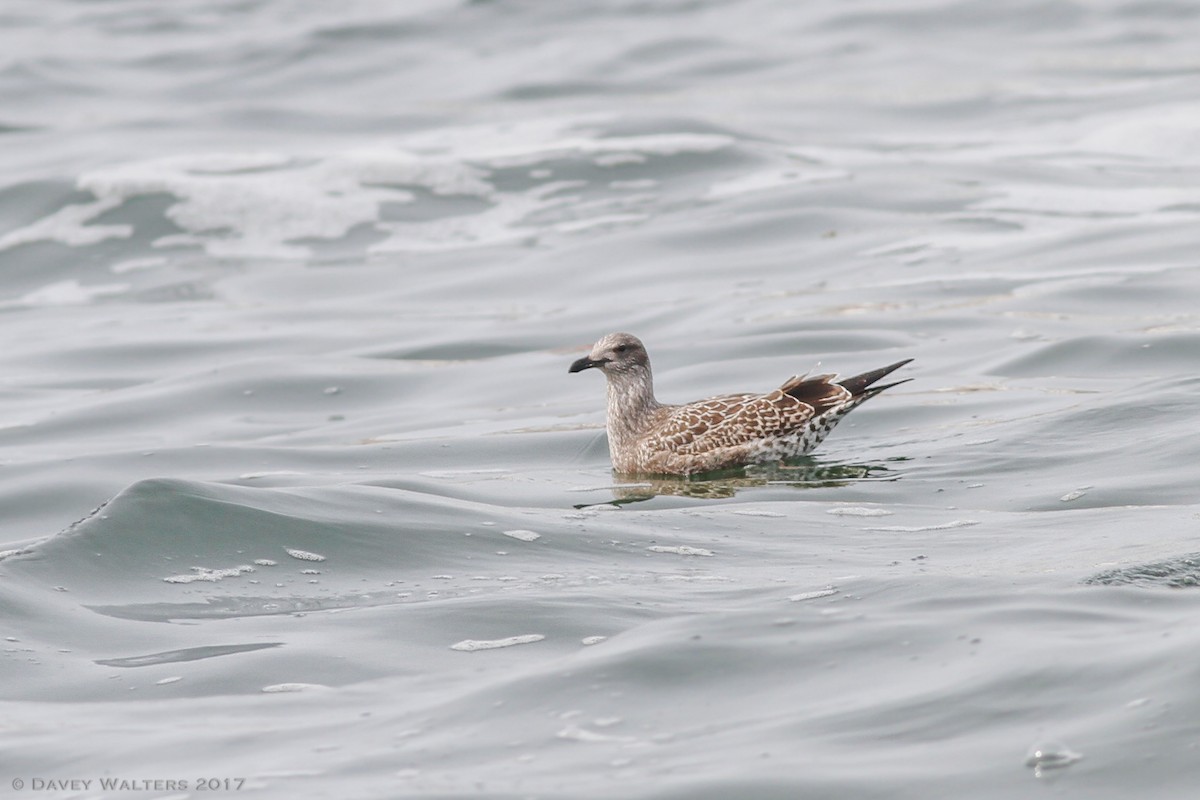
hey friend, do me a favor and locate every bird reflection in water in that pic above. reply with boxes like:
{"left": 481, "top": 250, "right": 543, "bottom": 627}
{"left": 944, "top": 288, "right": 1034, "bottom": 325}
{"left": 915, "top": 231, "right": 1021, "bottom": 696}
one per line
{"left": 575, "top": 457, "right": 905, "bottom": 507}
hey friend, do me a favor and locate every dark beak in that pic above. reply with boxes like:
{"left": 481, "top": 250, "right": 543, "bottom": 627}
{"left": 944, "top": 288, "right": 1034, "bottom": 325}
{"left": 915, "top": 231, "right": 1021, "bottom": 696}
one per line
{"left": 569, "top": 356, "right": 605, "bottom": 374}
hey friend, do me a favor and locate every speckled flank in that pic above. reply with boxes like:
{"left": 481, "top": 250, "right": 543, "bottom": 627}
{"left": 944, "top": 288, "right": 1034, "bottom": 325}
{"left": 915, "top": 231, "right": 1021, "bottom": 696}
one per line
{"left": 570, "top": 332, "right": 911, "bottom": 476}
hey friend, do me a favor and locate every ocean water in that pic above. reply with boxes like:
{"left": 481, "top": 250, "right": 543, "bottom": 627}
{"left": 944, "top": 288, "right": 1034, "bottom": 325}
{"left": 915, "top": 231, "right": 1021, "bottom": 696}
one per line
{"left": 3, "top": 0, "right": 1200, "bottom": 797}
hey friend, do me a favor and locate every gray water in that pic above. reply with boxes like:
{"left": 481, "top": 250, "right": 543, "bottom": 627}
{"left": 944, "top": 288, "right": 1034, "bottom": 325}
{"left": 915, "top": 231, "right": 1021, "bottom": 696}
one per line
{"left": 3, "top": 1, "right": 1200, "bottom": 797}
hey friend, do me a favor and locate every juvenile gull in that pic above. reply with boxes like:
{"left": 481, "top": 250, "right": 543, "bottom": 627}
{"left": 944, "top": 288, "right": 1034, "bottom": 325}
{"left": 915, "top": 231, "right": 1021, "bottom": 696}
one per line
{"left": 569, "top": 332, "right": 911, "bottom": 476}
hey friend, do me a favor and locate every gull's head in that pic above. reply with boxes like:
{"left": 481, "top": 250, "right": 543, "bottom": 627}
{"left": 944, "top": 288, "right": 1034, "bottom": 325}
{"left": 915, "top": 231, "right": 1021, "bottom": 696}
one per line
{"left": 568, "top": 332, "right": 650, "bottom": 377}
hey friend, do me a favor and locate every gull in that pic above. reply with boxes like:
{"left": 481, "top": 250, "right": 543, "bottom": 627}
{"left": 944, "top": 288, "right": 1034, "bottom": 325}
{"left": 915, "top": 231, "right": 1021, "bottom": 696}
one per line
{"left": 569, "top": 332, "right": 911, "bottom": 476}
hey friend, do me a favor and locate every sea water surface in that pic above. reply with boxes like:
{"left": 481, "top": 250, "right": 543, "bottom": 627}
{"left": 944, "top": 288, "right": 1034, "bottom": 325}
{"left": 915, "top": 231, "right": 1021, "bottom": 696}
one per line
{"left": 3, "top": 1, "right": 1200, "bottom": 798}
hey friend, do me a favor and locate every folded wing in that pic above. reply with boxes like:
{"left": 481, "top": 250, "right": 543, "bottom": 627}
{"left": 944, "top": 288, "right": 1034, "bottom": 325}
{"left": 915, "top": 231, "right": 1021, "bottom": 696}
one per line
{"left": 652, "top": 390, "right": 821, "bottom": 454}
{"left": 648, "top": 359, "right": 911, "bottom": 456}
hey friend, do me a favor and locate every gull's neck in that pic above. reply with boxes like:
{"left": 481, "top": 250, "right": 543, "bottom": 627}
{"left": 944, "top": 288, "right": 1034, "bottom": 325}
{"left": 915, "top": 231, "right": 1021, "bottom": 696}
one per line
{"left": 604, "top": 366, "right": 661, "bottom": 452}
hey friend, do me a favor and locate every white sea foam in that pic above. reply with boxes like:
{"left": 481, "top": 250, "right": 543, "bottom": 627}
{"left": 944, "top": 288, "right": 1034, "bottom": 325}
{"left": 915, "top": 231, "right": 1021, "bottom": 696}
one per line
{"left": 163, "top": 565, "right": 255, "bottom": 584}
{"left": 502, "top": 529, "right": 542, "bottom": 542}
{"left": 556, "top": 725, "right": 636, "bottom": 743}
{"left": 16, "top": 279, "right": 128, "bottom": 307}
{"left": 0, "top": 196, "right": 128, "bottom": 249}
{"left": 705, "top": 166, "right": 847, "bottom": 199}
{"left": 450, "top": 634, "right": 545, "bottom": 652}
{"left": 284, "top": 548, "right": 326, "bottom": 562}
{"left": 789, "top": 588, "right": 839, "bottom": 602}
{"left": 647, "top": 545, "right": 714, "bottom": 557}
{"left": 826, "top": 507, "right": 893, "bottom": 517}
{"left": 262, "top": 683, "right": 327, "bottom": 693}
{"left": 0, "top": 124, "right": 736, "bottom": 261}
{"left": 239, "top": 471, "right": 307, "bottom": 479}
{"left": 866, "top": 520, "right": 981, "bottom": 532}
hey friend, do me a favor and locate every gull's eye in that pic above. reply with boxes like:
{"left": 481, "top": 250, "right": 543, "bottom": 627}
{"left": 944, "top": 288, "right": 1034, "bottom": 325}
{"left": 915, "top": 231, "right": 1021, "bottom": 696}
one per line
{"left": 614, "top": 344, "right": 628, "bottom": 354}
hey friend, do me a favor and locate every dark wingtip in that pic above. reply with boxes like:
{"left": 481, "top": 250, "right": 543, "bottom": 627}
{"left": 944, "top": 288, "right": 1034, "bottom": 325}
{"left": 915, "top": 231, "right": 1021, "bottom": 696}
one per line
{"left": 837, "top": 359, "right": 913, "bottom": 397}
{"left": 861, "top": 377, "right": 913, "bottom": 395}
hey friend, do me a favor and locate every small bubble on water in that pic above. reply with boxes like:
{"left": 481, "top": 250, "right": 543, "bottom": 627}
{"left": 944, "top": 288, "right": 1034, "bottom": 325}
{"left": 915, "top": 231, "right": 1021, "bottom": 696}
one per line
{"left": 1025, "top": 740, "right": 1083, "bottom": 775}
